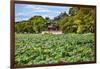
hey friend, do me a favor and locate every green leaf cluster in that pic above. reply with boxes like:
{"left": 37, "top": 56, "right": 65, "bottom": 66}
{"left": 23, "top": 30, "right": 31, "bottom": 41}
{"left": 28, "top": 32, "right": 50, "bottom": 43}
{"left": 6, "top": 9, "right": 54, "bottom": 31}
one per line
{"left": 15, "top": 33, "right": 94, "bottom": 66}
{"left": 56, "top": 7, "right": 95, "bottom": 33}
{"left": 15, "top": 16, "right": 47, "bottom": 33}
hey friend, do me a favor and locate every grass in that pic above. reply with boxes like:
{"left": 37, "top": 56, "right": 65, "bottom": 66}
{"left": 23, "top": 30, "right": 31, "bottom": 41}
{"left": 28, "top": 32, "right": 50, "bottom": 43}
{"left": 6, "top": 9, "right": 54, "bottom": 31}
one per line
{"left": 15, "top": 33, "right": 95, "bottom": 66}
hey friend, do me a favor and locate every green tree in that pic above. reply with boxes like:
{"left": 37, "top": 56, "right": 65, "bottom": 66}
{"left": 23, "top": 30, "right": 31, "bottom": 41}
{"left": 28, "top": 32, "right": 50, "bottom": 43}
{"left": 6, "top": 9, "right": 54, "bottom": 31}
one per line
{"left": 15, "top": 16, "right": 47, "bottom": 33}
{"left": 29, "top": 16, "right": 47, "bottom": 33}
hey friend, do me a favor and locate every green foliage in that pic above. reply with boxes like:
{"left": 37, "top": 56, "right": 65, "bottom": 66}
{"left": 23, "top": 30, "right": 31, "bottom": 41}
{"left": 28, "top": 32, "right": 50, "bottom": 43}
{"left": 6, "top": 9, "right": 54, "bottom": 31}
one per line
{"left": 72, "top": 8, "right": 95, "bottom": 33}
{"left": 15, "top": 16, "right": 47, "bottom": 33}
{"left": 58, "top": 15, "right": 68, "bottom": 32}
{"left": 15, "top": 33, "right": 95, "bottom": 66}
{"left": 55, "top": 7, "right": 95, "bottom": 34}
{"left": 69, "top": 7, "right": 79, "bottom": 16}
{"left": 15, "top": 7, "right": 95, "bottom": 34}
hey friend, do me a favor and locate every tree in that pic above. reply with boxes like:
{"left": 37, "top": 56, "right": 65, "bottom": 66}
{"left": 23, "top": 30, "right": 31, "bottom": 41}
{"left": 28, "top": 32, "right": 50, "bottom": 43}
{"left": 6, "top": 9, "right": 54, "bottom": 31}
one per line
{"left": 15, "top": 7, "right": 95, "bottom": 34}
{"left": 69, "top": 7, "right": 80, "bottom": 16}
{"left": 15, "top": 16, "right": 47, "bottom": 33}
{"left": 72, "top": 7, "right": 95, "bottom": 33}
{"left": 29, "top": 16, "right": 47, "bottom": 33}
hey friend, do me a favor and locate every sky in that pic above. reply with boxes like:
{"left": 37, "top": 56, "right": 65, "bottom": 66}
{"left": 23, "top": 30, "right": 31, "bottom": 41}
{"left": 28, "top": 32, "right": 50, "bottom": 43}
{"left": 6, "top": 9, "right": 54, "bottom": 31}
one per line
{"left": 15, "top": 4, "right": 70, "bottom": 22}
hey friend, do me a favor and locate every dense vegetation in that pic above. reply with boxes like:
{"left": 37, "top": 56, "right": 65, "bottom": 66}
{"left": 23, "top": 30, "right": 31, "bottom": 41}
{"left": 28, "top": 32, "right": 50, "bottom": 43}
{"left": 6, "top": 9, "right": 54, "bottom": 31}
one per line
{"left": 15, "top": 33, "right": 94, "bottom": 66}
{"left": 15, "top": 7, "right": 95, "bottom": 34}
{"left": 15, "top": 7, "right": 95, "bottom": 66}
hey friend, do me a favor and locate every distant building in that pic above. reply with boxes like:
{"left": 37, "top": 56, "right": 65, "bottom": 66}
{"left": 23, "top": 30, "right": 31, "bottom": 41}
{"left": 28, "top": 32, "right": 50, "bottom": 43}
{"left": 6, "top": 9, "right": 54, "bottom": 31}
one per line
{"left": 42, "top": 22, "right": 62, "bottom": 34}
